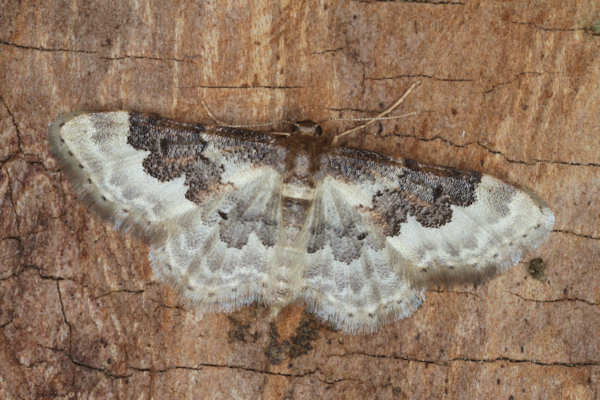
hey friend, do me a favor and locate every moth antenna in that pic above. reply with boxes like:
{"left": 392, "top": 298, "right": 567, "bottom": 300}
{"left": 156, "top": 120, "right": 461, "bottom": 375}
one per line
{"left": 331, "top": 81, "right": 421, "bottom": 146}
{"left": 324, "top": 112, "right": 417, "bottom": 123}
{"left": 201, "top": 99, "right": 292, "bottom": 136}
{"left": 201, "top": 99, "right": 225, "bottom": 125}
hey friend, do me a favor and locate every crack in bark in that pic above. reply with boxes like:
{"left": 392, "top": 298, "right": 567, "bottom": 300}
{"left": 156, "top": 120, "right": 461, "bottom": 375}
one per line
{"left": 381, "top": 131, "right": 600, "bottom": 168}
{"left": 70, "top": 358, "right": 132, "bottom": 379}
{"left": 23, "top": 265, "right": 66, "bottom": 282}
{"left": 553, "top": 229, "right": 599, "bottom": 241}
{"left": 0, "top": 40, "right": 96, "bottom": 54}
{"left": 328, "top": 352, "right": 446, "bottom": 366}
{"left": 510, "top": 291, "right": 599, "bottom": 307}
{"left": 353, "top": 0, "right": 464, "bottom": 5}
{"left": 0, "top": 273, "right": 18, "bottom": 282}
{"left": 3, "top": 168, "right": 20, "bottom": 231}
{"left": 44, "top": 346, "right": 133, "bottom": 379}
{"left": 429, "top": 289, "right": 481, "bottom": 299}
{"left": 178, "top": 84, "right": 304, "bottom": 90}
{"left": 55, "top": 280, "right": 74, "bottom": 373}
{"left": 450, "top": 356, "right": 600, "bottom": 367}
{"left": 93, "top": 288, "right": 145, "bottom": 300}
{"left": 0, "top": 95, "right": 23, "bottom": 156}
{"left": 328, "top": 352, "right": 600, "bottom": 367}
{"left": 0, "top": 236, "right": 23, "bottom": 280}
{"left": 6, "top": 211, "right": 69, "bottom": 238}
{"left": 0, "top": 315, "right": 15, "bottom": 329}
{"left": 475, "top": 140, "right": 600, "bottom": 167}
{"left": 510, "top": 21, "right": 587, "bottom": 34}
{"left": 128, "top": 363, "right": 319, "bottom": 379}
{"left": 130, "top": 361, "right": 360, "bottom": 387}
{"left": 326, "top": 106, "right": 394, "bottom": 113}
{"left": 23, "top": 159, "right": 50, "bottom": 172}
{"left": 148, "top": 298, "right": 187, "bottom": 312}
{"left": 313, "top": 372, "right": 362, "bottom": 386}
{"left": 483, "top": 71, "right": 546, "bottom": 94}
{"left": 5, "top": 263, "right": 74, "bottom": 284}
{"left": 20, "top": 265, "right": 150, "bottom": 303}
{"left": 126, "top": 363, "right": 364, "bottom": 386}
{"left": 99, "top": 54, "right": 201, "bottom": 63}
{"left": 311, "top": 47, "right": 345, "bottom": 55}
{"left": 52, "top": 282, "right": 134, "bottom": 380}
{"left": 367, "top": 73, "right": 473, "bottom": 82}
{"left": 1, "top": 265, "right": 44, "bottom": 281}
{"left": 0, "top": 40, "right": 203, "bottom": 64}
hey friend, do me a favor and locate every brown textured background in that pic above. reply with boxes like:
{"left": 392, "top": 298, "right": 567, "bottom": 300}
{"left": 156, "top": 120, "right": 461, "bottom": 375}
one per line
{"left": 1, "top": 1, "right": 599, "bottom": 399}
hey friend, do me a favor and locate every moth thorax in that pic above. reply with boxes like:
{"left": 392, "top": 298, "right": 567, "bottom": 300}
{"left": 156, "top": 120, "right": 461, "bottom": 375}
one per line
{"left": 292, "top": 120, "right": 322, "bottom": 137}
{"left": 294, "top": 153, "right": 311, "bottom": 176}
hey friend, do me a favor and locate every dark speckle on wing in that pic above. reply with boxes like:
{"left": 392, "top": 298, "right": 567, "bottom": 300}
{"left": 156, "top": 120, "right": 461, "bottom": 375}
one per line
{"left": 125, "top": 112, "right": 286, "bottom": 249}
{"left": 372, "top": 159, "right": 481, "bottom": 236}
{"left": 127, "top": 112, "right": 215, "bottom": 202}
{"left": 318, "top": 148, "right": 482, "bottom": 237}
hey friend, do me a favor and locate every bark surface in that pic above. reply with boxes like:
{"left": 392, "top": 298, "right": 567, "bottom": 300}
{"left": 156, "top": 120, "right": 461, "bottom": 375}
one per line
{"left": 1, "top": 1, "right": 599, "bottom": 399}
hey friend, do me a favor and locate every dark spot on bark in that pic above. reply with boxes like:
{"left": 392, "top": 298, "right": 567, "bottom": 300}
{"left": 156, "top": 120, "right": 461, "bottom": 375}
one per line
{"left": 265, "top": 323, "right": 286, "bottom": 365}
{"left": 287, "top": 313, "right": 320, "bottom": 359}
{"left": 227, "top": 316, "right": 257, "bottom": 344}
{"left": 527, "top": 258, "right": 546, "bottom": 281}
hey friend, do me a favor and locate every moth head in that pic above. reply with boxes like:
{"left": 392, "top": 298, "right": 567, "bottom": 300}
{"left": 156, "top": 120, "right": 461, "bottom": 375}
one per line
{"left": 291, "top": 120, "right": 323, "bottom": 137}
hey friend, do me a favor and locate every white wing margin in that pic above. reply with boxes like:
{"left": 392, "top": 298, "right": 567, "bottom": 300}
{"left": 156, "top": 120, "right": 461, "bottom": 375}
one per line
{"left": 389, "top": 175, "right": 555, "bottom": 287}
{"left": 49, "top": 112, "right": 196, "bottom": 236}
{"left": 302, "top": 177, "right": 424, "bottom": 334}
{"left": 301, "top": 149, "right": 554, "bottom": 333}
{"left": 49, "top": 112, "right": 287, "bottom": 310}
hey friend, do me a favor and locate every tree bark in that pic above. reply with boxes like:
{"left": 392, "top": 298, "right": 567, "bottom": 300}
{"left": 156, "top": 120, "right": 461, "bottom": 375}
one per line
{"left": 1, "top": 1, "right": 599, "bottom": 398}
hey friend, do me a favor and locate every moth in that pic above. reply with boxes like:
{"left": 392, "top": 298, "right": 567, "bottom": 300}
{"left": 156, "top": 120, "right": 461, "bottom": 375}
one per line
{"left": 48, "top": 95, "right": 554, "bottom": 333}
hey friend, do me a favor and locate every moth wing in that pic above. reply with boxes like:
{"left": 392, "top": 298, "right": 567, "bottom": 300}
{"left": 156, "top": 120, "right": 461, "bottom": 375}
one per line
{"left": 302, "top": 147, "right": 554, "bottom": 333}
{"left": 302, "top": 177, "right": 424, "bottom": 333}
{"left": 49, "top": 111, "right": 287, "bottom": 309}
